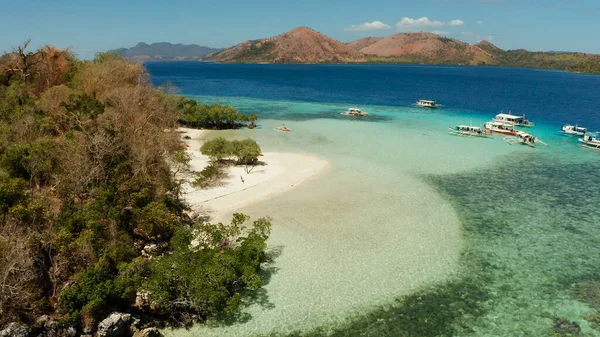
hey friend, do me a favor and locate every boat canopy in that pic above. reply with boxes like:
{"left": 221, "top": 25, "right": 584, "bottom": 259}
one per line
{"left": 496, "top": 113, "right": 525, "bottom": 121}
{"left": 419, "top": 100, "right": 436, "bottom": 104}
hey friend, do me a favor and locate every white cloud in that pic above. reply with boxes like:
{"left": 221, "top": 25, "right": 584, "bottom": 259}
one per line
{"left": 477, "top": 21, "right": 484, "bottom": 25}
{"left": 461, "top": 31, "right": 495, "bottom": 42}
{"left": 431, "top": 30, "right": 450, "bottom": 36}
{"left": 395, "top": 17, "right": 465, "bottom": 31}
{"left": 344, "top": 20, "right": 391, "bottom": 32}
{"left": 395, "top": 17, "right": 445, "bottom": 30}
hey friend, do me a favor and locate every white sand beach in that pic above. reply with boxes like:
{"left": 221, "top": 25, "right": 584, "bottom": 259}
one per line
{"left": 178, "top": 127, "right": 331, "bottom": 222}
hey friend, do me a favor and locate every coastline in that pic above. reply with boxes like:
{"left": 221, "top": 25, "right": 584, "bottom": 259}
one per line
{"left": 178, "top": 127, "right": 331, "bottom": 222}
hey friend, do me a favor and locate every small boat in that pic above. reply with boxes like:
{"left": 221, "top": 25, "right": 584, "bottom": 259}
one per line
{"left": 275, "top": 123, "right": 291, "bottom": 132}
{"left": 416, "top": 99, "right": 439, "bottom": 108}
{"left": 560, "top": 124, "right": 587, "bottom": 136}
{"left": 493, "top": 112, "right": 535, "bottom": 127}
{"left": 484, "top": 121, "right": 517, "bottom": 135}
{"left": 341, "top": 108, "right": 369, "bottom": 116}
{"left": 448, "top": 125, "right": 491, "bottom": 137}
{"left": 579, "top": 134, "right": 600, "bottom": 150}
{"left": 504, "top": 130, "right": 547, "bottom": 147}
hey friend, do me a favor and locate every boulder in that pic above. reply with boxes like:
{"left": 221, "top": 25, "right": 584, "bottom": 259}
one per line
{"left": 97, "top": 313, "right": 130, "bottom": 337}
{"left": 132, "top": 327, "right": 162, "bottom": 337}
{"left": 0, "top": 323, "right": 31, "bottom": 337}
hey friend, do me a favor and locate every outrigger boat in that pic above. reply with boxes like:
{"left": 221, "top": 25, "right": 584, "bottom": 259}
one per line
{"left": 274, "top": 123, "right": 291, "bottom": 132}
{"left": 493, "top": 112, "right": 535, "bottom": 127}
{"left": 484, "top": 121, "right": 517, "bottom": 135}
{"left": 416, "top": 99, "right": 440, "bottom": 108}
{"left": 504, "top": 130, "right": 547, "bottom": 147}
{"left": 341, "top": 108, "right": 369, "bottom": 117}
{"left": 448, "top": 125, "right": 491, "bottom": 137}
{"left": 560, "top": 124, "right": 587, "bottom": 136}
{"left": 579, "top": 134, "right": 600, "bottom": 150}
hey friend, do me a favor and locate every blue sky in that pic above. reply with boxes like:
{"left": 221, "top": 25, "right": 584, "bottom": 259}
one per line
{"left": 2, "top": 0, "right": 600, "bottom": 59}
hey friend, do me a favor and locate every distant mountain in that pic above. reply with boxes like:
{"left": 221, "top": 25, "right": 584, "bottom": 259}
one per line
{"left": 202, "top": 27, "right": 600, "bottom": 74}
{"left": 358, "top": 32, "right": 494, "bottom": 65}
{"left": 205, "top": 27, "right": 367, "bottom": 63}
{"left": 110, "top": 42, "right": 222, "bottom": 61}
{"left": 346, "top": 37, "right": 383, "bottom": 51}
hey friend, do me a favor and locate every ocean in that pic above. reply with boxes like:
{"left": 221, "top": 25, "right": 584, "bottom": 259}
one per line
{"left": 147, "top": 62, "right": 600, "bottom": 336}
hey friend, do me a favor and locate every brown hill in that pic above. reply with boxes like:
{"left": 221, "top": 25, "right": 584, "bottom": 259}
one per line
{"left": 346, "top": 37, "right": 383, "bottom": 51}
{"left": 360, "top": 32, "right": 494, "bottom": 65}
{"left": 206, "top": 26, "right": 367, "bottom": 63}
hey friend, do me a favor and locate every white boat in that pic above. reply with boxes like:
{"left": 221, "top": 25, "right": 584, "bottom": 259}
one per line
{"left": 493, "top": 112, "right": 535, "bottom": 127}
{"left": 341, "top": 108, "right": 369, "bottom": 116}
{"left": 448, "top": 125, "right": 491, "bottom": 137}
{"left": 504, "top": 130, "right": 547, "bottom": 147}
{"left": 416, "top": 100, "right": 439, "bottom": 108}
{"left": 274, "top": 123, "right": 291, "bottom": 132}
{"left": 484, "top": 121, "right": 517, "bottom": 135}
{"left": 579, "top": 134, "right": 600, "bottom": 150}
{"left": 561, "top": 124, "right": 587, "bottom": 136}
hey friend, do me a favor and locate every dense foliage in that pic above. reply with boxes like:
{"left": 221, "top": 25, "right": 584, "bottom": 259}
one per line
{"left": 200, "top": 137, "right": 261, "bottom": 165}
{"left": 178, "top": 98, "right": 257, "bottom": 129}
{"left": 0, "top": 43, "right": 271, "bottom": 332}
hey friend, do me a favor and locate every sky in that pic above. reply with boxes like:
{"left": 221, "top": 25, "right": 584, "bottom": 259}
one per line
{"left": 1, "top": 0, "right": 600, "bottom": 59}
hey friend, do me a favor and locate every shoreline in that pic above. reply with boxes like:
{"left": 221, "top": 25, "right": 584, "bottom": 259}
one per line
{"left": 178, "top": 127, "right": 331, "bottom": 222}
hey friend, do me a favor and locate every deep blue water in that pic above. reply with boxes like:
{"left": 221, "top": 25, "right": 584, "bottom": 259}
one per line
{"left": 147, "top": 62, "right": 600, "bottom": 130}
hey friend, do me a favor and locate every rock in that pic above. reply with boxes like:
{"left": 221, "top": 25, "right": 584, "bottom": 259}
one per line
{"left": 65, "top": 326, "right": 76, "bottom": 337}
{"left": 35, "top": 315, "right": 50, "bottom": 328}
{"left": 142, "top": 243, "right": 168, "bottom": 257}
{"left": 43, "top": 318, "right": 58, "bottom": 331}
{"left": 132, "top": 327, "right": 162, "bottom": 337}
{"left": 0, "top": 323, "right": 31, "bottom": 337}
{"left": 97, "top": 313, "right": 129, "bottom": 337}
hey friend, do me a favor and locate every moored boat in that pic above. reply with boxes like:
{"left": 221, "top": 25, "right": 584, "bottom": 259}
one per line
{"left": 416, "top": 99, "right": 439, "bottom": 108}
{"left": 579, "top": 134, "right": 600, "bottom": 150}
{"left": 275, "top": 123, "right": 291, "bottom": 132}
{"left": 448, "top": 125, "right": 491, "bottom": 137}
{"left": 504, "top": 130, "right": 547, "bottom": 147}
{"left": 484, "top": 121, "right": 517, "bottom": 135}
{"left": 341, "top": 107, "right": 369, "bottom": 116}
{"left": 493, "top": 112, "right": 535, "bottom": 127}
{"left": 561, "top": 124, "right": 587, "bottom": 136}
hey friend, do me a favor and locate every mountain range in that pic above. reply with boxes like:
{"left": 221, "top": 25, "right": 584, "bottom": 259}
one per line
{"left": 110, "top": 42, "right": 222, "bottom": 61}
{"left": 110, "top": 27, "right": 600, "bottom": 74}
{"left": 203, "top": 27, "right": 600, "bottom": 74}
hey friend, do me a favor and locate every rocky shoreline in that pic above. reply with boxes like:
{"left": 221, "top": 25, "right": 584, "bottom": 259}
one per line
{"left": 0, "top": 313, "right": 162, "bottom": 337}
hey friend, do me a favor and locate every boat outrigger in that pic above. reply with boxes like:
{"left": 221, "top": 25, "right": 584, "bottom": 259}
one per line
{"left": 504, "top": 130, "right": 547, "bottom": 147}
{"left": 448, "top": 125, "right": 491, "bottom": 137}
{"left": 274, "top": 123, "right": 291, "bottom": 132}
{"left": 484, "top": 121, "right": 517, "bottom": 135}
{"left": 579, "top": 134, "right": 600, "bottom": 150}
{"left": 416, "top": 100, "right": 439, "bottom": 108}
{"left": 561, "top": 124, "right": 587, "bottom": 136}
{"left": 493, "top": 112, "right": 535, "bottom": 127}
{"left": 341, "top": 108, "right": 369, "bottom": 117}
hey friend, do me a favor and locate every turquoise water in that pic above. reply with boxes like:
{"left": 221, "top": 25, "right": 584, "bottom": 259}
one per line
{"left": 149, "top": 64, "right": 600, "bottom": 336}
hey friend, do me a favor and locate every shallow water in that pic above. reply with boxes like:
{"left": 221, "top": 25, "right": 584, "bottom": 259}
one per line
{"left": 150, "top": 64, "right": 600, "bottom": 336}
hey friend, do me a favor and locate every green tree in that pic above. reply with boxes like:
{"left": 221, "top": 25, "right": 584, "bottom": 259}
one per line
{"left": 200, "top": 137, "right": 233, "bottom": 162}
{"left": 232, "top": 138, "right": 261, "bottom": 173}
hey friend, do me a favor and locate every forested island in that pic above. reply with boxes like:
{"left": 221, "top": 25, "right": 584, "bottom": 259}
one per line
{"left": 0, "top": 42, "right": 270, "bottom": 337}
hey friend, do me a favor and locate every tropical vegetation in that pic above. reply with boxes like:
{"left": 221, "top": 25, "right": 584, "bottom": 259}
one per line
{"left": 0, "top": 42, "right": 271, "bottom": 333}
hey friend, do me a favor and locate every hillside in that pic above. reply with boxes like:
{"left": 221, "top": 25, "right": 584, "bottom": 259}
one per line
{"left": 205, "top": 26, "right": 367, "bottom": 63}
{"left": 346, "top": 37, "right": 383, "bottom": 51}
{"left": 111, "top": 42, "right": 222, "bottom": 61}
{"left": 360, "top": 32, "right": 494, "bottom": 65}
{"left": 203, "top": 27, "right": 600, "bottom": 74}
